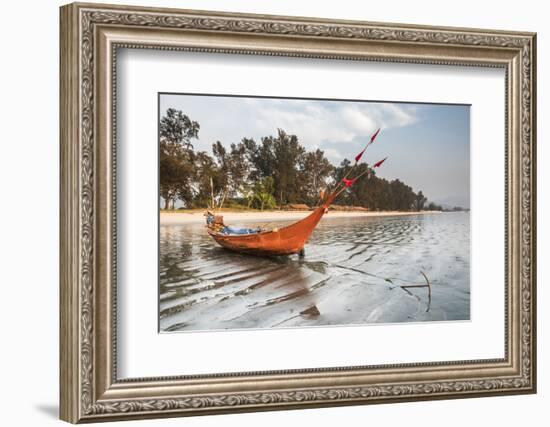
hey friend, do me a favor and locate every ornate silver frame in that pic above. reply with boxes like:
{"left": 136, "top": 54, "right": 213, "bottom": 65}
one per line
{"left": 60, "top": 2, "right": 536, "bottom": 423}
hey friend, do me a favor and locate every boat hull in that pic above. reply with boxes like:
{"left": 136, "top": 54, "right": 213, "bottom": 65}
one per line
{"left": 208, "top": 206, "right": 326, "bottom": 256}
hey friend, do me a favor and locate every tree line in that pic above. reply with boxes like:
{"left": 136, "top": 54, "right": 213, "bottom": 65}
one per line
{"left": 160, "top": 108, "right": 442, "bottom": 211}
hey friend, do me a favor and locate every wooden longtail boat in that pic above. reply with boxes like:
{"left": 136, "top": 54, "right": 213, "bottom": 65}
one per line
{"left": 207, "top": 194, "right": 336, "bottom": 256}
{"left": 206, "top": 129, "right": 386, "bottom": 256}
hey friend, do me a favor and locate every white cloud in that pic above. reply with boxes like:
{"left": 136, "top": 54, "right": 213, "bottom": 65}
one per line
{"left": 249, "top": 99, "right": 417, "bottom": 150}
{"left": 160, "top": 94, "right": 470, "bottom": 203}
{"left": 161, "top": 95, "right": 419, "bottom": 161}
{"left": 321, "top": 148, "right": 345, "bottom": 161}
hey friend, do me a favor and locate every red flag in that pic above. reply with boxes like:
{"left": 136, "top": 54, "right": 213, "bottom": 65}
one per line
{"left": 342, "top": 178, "right": 355, "bottom": 187}
{"left": 373, "top": 157, "right": 388, "bottom": 168}
{"left": 370, "top": 128, "right": 381, "bottom": 144}
{"left": 354, "top": 147, "right": 367, "bottom": 163}
{"left": 354, "top": 128, "right": 381, "bottom": 163}
{"left": 342, "top": 178, "right": 356, "bottom": 187}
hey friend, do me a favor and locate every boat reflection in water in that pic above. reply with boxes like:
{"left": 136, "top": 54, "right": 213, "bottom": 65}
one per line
{"left": 159, "top": 212, "right": 470, "bottom": 332}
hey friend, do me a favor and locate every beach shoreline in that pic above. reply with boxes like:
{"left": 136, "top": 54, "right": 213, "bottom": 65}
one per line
{"left": 160, "top": 209, "right": 443, "bottom": 225}
{"left": 159, "top": 211, "right": 470, "bottom": 331}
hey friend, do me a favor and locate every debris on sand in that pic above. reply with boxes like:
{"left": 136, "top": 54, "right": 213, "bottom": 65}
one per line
{"left": 300, "top": 305, "right": 321, "bottom": 316}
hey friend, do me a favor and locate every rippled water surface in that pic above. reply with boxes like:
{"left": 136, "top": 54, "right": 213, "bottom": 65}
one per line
{"left": 159, "top": 213, "right": 470, "bottom": 332}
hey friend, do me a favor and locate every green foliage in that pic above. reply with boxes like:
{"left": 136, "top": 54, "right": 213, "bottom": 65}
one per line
{"left": 299, "top": 149, "right": 334, "bottom": 206}
{"left": 159, "top": 149, "right": 195, "bottom": 209}
{"left": 159, "top": 109, "right": 200, "bottom": 209}
{"left": 251, "top": 177, "right": 276, "bottom": 211}
{"left": 193, "top": 151, "right": 223, "bottom": 208}
{"left": 159, "top": 108, "right": 433, "bottom": 212}
{"left": 426, "top": 201, "right": 443, "bottom": 211}
{"left": 243, "top": 129, "right": 306, "bottom": 206}
{"left": 160, "top": 108, "right": 200, "bottom": 150}
{"left": 414, "top": 191, "right": 427, "bottom": 211}
{"left": 332, "top": 160, "right": 422, "bottom": 211}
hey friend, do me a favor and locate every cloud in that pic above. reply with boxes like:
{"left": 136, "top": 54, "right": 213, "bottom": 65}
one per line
{"left": 321, "top": 147, "right": 346, "bottom": 161}
{"left": 160, "top": 95, "right": 419, "bottom": 162}
{"left": 250, "top": 99, "right": 418, "bottom": 151}
{"left": 160, "top": 94, "right": 469, "bottom": 203}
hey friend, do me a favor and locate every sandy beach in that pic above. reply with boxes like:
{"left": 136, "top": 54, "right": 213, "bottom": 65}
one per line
{"left": 160, "top": 210, "right": 441, "bottom": 225}
{"left": 159, "top": 211, "right": 469, "bottom": 332}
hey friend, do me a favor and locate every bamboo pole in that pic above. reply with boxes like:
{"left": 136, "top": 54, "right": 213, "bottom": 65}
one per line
{"left": 330, "top": 167, "right": 372, "bottom": 202}
{"left": 210, "top": 176, "right": 215, "bottom": 211}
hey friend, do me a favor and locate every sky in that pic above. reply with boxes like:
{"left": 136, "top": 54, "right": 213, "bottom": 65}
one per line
{"left": 160, "top": 93, "right": 470, "bottom": 208}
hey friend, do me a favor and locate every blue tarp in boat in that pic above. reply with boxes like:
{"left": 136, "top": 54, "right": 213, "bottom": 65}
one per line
{"left": 221, "top": 226, "right": 261, "bottom": 235}
{"left": 206, "top": 212, "right": 261, "bottom": 235}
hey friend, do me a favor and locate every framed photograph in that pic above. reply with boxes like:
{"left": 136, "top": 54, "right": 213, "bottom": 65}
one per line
{"left": 60, "top": 2, "right": 537, "bottom": 423}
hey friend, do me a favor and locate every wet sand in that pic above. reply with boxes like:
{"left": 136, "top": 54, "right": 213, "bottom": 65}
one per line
{"left": 159, "top": 212, "right": 469, "bottom": 333}
{"left": 161, "top": 210, "right": 441, "bottom": 225}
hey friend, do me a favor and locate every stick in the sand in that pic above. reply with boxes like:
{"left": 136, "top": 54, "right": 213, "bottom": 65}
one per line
{"left": 400, "top": 271, "right": 432, "bottom": 312}
{"left": 420, "top": 271, "right": 432, "bottom": 312}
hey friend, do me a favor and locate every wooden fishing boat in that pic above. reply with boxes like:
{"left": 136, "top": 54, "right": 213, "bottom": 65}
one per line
{"left": 207, "top": 194, "right": 335, "bottom": 256}
{"left": 206, "top": 129, "right": 386, "bottom": 256}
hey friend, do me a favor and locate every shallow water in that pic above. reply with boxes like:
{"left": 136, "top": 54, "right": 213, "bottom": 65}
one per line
{"left": 159, "top": 212, "right": 470, "bottom": 332}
